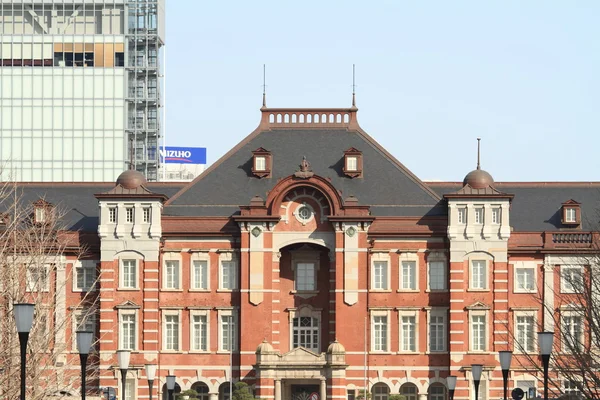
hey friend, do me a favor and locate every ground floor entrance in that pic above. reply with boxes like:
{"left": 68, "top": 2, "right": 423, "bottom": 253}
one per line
{"left": 290, "top": 384, "right": 320, "bottom": 400}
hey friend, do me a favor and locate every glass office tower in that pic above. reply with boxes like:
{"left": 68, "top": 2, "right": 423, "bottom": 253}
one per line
{"left": 0, "top": 0, "right": 164, "bottom": 181}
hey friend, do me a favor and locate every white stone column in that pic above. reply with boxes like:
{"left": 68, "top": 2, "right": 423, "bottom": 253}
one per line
{"left": 320, "top": 379, "right": 326, "bottom": 400}
{"left": 275, "top": 380, "right": 282, "bottom": 400}
{"left": 543, "top": 262, "right": 555, "bottom": 331}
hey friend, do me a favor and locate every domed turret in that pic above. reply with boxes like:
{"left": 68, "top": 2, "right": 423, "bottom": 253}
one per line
{"left": 116, "top": 169, "right": 147, "bottom": 189}
{"left": 462, "top": 138, "right": 494, "bottom": 189}
{"left": 256, "top": 339, "right": 275, "bottom": 354}
{"left": 327, "top": 339, "right": 346, "bottom": 354}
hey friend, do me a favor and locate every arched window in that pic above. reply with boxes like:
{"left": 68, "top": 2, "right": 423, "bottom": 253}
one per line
{"left": 219, "top": 383, "right": 231, "bottom": 400}
{"left": 428, "top": 384, "right": 446, "bottom": 400}
{"left": 372, "top": 383, "right": 389, "bottom": 400}
{"left": 192, "top": 382, "right": 210, "bottom": 400}
{"left": 161, "top": 383, "right": 181, "bottom": 400}
{"left": 400, "top": 383, "right": 418, "bottom": 400}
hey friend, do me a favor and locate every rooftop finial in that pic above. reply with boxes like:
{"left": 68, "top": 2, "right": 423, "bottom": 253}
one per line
{"left": 476, "top": 137, "right": 481, "bottom": 170}
{"left": 262, "top": 64, "right": 267, "bottom": 108}
{"left": 129, "top": 136, "right": 135, "bottom": 170}
{"left": 351, "top": 64, "right": 356, "bottom": 107}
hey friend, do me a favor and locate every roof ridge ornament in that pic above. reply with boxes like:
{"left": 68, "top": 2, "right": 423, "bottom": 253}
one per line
{"left": 351, "top": 64, "right": 358, "bottom": 110}
{"left": 477, "top": 137, "right": 481, "bottom": 170}
{"left": 294, "top": 156, "right": 314, "bottom": 179}
{"left": 261, "top": 64, "right": 267, "bottom": 109}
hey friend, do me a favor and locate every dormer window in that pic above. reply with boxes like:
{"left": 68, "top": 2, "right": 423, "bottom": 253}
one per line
{"left": 251, "top": 147, "right": 272, "bottom": 178}
{"left": 561, "top": 200, "right": 581, "bottom": 226}
{"left": 343, "top": 147, "right": 363, "bottom": 178}
{"left": 33, "top": 199, "right": 53, "bottom": 225}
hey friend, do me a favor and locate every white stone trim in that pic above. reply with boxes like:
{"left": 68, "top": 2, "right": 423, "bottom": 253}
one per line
{"left": 162, "top": 252, "right": 183, "bottom": 290}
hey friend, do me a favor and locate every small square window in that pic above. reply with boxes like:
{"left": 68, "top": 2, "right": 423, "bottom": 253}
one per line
{"left": 515, "top": 267, "right": 535, "bottom": 292}
{"left": 255, "top": 156, "right": 266, "bottom": 171}
{"left": 346, "top": 156, "right": 358, "bottom": 171}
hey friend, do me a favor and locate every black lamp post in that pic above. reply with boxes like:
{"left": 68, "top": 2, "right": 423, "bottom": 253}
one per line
{"left": 538, "top": 331, "right": 554, "bottom": 400}
{"left": 145, "top": 364, "right": 157, "bottom": 400}
{"left": 447, "top": 375, "right": 457, "bottom": 400}
{"left": 13, "top": 303, "right": 35, "bottom": 400}
{"left": 166, "top": 375, "right": 176, "bottom": 400}
{"left": 471, "top": 364, "right": 483, "bottom": 400}
{"left": 117, "top": 350, "right": 131, "bottom": 400}
{"left": 76, "top": 331, "right": 94, "bottom": 400}
{"left": 499, "top": 351, "right": 512, "bottom": 400}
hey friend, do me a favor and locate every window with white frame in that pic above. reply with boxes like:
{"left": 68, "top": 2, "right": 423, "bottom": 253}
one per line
{"left": 220, "top": 313, "right": 237, "bottom": 351}
{"left": 219, "top": 254, "right": 238, "bottom": 290}
{"left": 515, "top": 315, "right": 535, "bottom": 352}
{"left": 561, "top": 266, "right": 583, "bottom": 293}
{"left": 26, "top": 264, "right": 50, "bottom": 292}
{"left": 401, "top": 260, "right": 417, "bottom": 290}
{"left": 372, "top": 261, "right": 388, "bottom": 290}
{"left": 164, "top": 260, "right": 180, "bottom": 290}
{"left": 125, "top": 378, "right": 136, "bottom": 400}
{"left": 35, "top": 207, "right": 47, "bottom": 223}
{"left": 471, "top": 314, "right": 487, "bottom": 351}
{"left": 428, "top": 258, "right": 446, "bottom": 290}
{"left": 346, "top": 156, "right": 358, "bottom": 171}
{"left": 471, "top": 378, "right": 487, "bottom": 400}
{"left": 254, "top": 156, "right": 266, "bottom": 171}
{"left": 295, "top": 262, "right": 316, "bottom": 291}
{"left": 562, "top": 314, "right": 583, "bottom": 353}
{"left": 491, "top": 207, "right": 501, "bottom": 224}
{"left": 191, "top": 313, "right": 209, "bottom": 351}
{"left": 73, "top": 311, "right": 96, "bottom": 350}
{"left": 143, "top": 207, "right": 151, "bottom": 223}
{"left": 121, "top": 259, "right": 137, "bottom": 289}
{"left": 400, "top": 384, "right": 418, "bottom": 400}
{"left": 292, "top": 316, "right": 319, "bottom": 352}
{"left": 515, "top": 265, "right": 536, "bottom": 292}
{"left": 75, "top": 260, "right": 96, "bottom": 291}
{"left": 401, "top": 315, "right": 417, "bottom": 352}
{"left": 429, "top": 309, "right": 446, "bottom": 352}
{"left": 428, "top": 384, "right": 446, "bottom": 400}
{"left": 565, "top": 208, "right": 577, "bottom": 223}
{"left": 474, "top": 207, "right": 484, "bottom": 224}
{"left": 164, "top": 314, "right": 180, "bottom": 351}
{"left": 372, "top": 384, "right": 389, "bottom": 400}
{"left": 371, "top": 313, "right": 389, "bottom": 352}
{"left": 108, "top": 207, "right": 117, "bottom": 223}
{"left": 125, "top": 207, "right": 134, "bottom": 223}
{"left": 119, "top": 311, "right": 137, "bottom": 350}
{"left": 564, "top": 380, "right": 582, "bottom": 396}
{"left": 192, "top": 259, "right": 209, "bottom": 290}
{"left": 457, "top": 207, "right": 467, "bottom": 224}
{"left": 470, "top": 260, "right": 487, "bottom": 290}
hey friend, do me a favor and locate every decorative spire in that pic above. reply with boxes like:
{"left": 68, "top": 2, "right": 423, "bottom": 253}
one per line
{"left": 351, "top": 64, "right": 356, "bottom": 108}
{"left": 476, "top": 137, "right": 481, "bottom": 170}
{"left": 129, "top": 136, "right": 135, "bottom": 170}
{"left": 262, "top": 64, "right": 267, "bottom": 108}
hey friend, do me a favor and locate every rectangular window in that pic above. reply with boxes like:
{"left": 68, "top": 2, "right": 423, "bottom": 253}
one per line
{"left": 401, "top": 316, "right": 416, "bottom": 352}
{"left": 373, "top": 261, "right": 388, "bottom": 290}
{"left": 471, "top": 260, "right": 486, "bottom": 290}
{"left": 125, "top": 379, "right": 135, "bottom": 400}
{"left": 401, "top": 261, "right": 417, "bottom": 290}
{"left": 428, "top": 261, "right": 446, "bottom": 290}
{"left": 561, "top": 266, "right": 583, "bottom": 293}
{"left": 373, "top": 315, "right": 388, "bottom": 352}
{"left": 516, "top": 315, "right": 535, "bottom": 352}
{"left": 192, "top": 315, "right": 208, "bottom": 351}
{"left": 565, "top": 208, "right": 576, "bottom": 223}
{"left": 143, "top": 207, "right": 151, "bottom": 223}
{"left": 255, "top": 156, "right": 266, "bottom": 171}
{"left": 296, "top": 262, "right": 316, "bottom": 291}
{"left": 221, "top": 315, "right": 237, "bottom": 351}
{"left": 109, "top": 207, "right": 117, "bottom": 223}
{"left": 474, "top": 207, "right": 484, "bottom": 224}
{"left": 292, "top": 316, "right": 320, "bottom": 352}
{"left": 492, "top": 207, "right": 501, "bottom": 224}
{"left": 122, "top": 259, "right": 137, "bottom": 289}
{"left": 515, "top": 267, "right": 535, "bottom": 291}
{"left": 220, "top": 261, "right": 237, "bottom": 290}
{"left": 192, "top": 260, "right": 208, "bottom": 290}
{"left": 562, "top": 315, "right": 583, "bottom": 352}
{"left": 164, "top": 260, "right": 180, "bottom": 289}
{"left": 471, "top": 315, "right": 486, "bottom": 351}
{"left": 120, "top": 314, "right": 136, "bottom": 350}
{"left": 430, "top": 315, "right": 446, "bottom": 352}
{"left": 75, "top": 261, "right": 96, "bottom": 291}
{"left": 564, "top": 380, "right": 582, "bottom": 396}
{"left": 165, "top": 315, "right": 180, "bottom": 351}
{"left": 35, "top": 207, "right": 46, "bottom": 223}
{"left": 346, "top": 156, "right": 358, "bottom": 171}
{"left": 457, "top": 207, "right": 467, "bottom": 224}
{"left": 26, "top": 264, "right": 49, "bottom": 292}
{"left": 73, "top": 312, "right": 96, "bottom": 350}
{"left": 126, "top": 207, "right": 134, "bottom": 223}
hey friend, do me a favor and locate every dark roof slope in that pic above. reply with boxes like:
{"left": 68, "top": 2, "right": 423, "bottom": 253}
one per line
{"left": 6, "top": 183, "right": 184, "bottom": 232}
{"left": 427, "top": 182, "right": 600, "bottom": 231}
{"left": 166, "top": 127, "right": 444, "bottom": 218}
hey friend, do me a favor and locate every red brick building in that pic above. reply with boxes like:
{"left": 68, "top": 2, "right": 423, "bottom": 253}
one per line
{"left": 15, "top": 103, "right": 598, "bottom": 400}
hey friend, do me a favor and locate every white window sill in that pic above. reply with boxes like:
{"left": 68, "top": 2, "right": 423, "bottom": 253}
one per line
{"left": 425, "top": 289, "right": 448, "bottom": 293}
{"left": 425, "top": 350, "right": 448, "bottom": 354}
{"left": 370, "top": 289, "right": 392, "bottom": 293}
{"left": 397, "top": 289, "right": 419, "bottom": 293}
{"left": 162, "top": 288, "right": 183, "bottom": 292}
{"left": 189, "top": 289, "right": 211, "bottom": 292}
{"left": 513, "top": 289, "right": 536, "bottom": 294}
{"left": 161, "top": 350, "right": 183, "bottom": 353}
{"left": 369, "top": 351, "right": 392, "bottom": 354}
{"left": 72, "top": 288, "right": 92, "bottom": 293}
{"left": 467, "top": 351, "right": 491, "bottom": 354}
{"left": 397, "top": 350, "right": 419, "bottom": 354}
{"left": 217, "top": 350, "right": 237, "bottom": 354}
{"left": 467, "top": 288, "right": 489, "bottom": 292}
{"left": 117, "top": 287, "right": 140, "bottom": 291}
{"left": 216, "top": 289, "right": 238, "bottom": 292}
{"left": 189, "top": 350, "right": 211, "bottom": 354}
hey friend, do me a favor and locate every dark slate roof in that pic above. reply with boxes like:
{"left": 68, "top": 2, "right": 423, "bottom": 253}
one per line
{"left": 165, "top": 128, "right": 445, "bottom": 218}
{"left": 427, "top": 182, "right": 600, "bottom": 231}
{"left": 8, "top": 183, "right": 184, "bottom": 232}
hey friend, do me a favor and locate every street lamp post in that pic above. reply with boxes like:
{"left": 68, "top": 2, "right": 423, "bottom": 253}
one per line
{"left": 145, "top": 364, "right": 157, "bottom": 400}
{"left": 117, "top": 350, "right": 131, "bottom": 400}
{"left": 76, "top": 331, "right": 94, "bottom": 400}
{"left": 166, "top": 375, "right": 176, "bottom": 400}
{"left": 538, "top": 332, "right": 554, "bottom": 400}
{"left": 499, "top": 351, "right": 512, "bottom": 400}
{"left": 447, "top": 376, "right": 457, "bottom": 400}
{"left": 13, "top": 303, "right": 35, "bottom": 400}
{"left": 471, "top": 365, "right": 483, "bottom": 400}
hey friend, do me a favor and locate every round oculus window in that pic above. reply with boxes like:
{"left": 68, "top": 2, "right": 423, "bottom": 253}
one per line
{"left": 296, "top": 204, "right": 314, "bottom": 223}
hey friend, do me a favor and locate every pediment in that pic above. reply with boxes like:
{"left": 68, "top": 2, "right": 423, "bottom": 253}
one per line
{"left": 115, "top": 300, "right": 141, "bottom": 309}
{"left": 562, "top": 199, "right": 581, "bottom": 205}
{"left": 280, "top": 346, "right": 325, "bottom": 363}
{"left": 465, "top": 301, "right": 490, "bottom": 310}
